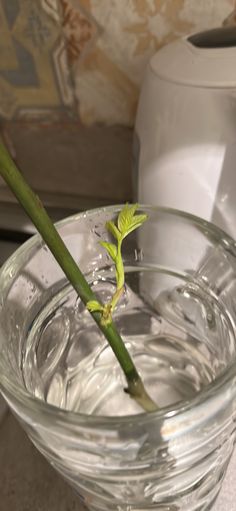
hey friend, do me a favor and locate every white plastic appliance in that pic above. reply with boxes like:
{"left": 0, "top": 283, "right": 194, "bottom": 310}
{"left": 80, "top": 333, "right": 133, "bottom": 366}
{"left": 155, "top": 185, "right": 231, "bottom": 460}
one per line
{"left": 135, "top": 26, "right": 236, "bottom": 238}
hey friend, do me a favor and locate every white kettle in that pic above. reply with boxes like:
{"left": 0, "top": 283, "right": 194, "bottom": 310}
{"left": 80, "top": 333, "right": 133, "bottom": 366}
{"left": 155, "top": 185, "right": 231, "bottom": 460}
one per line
{"left": 135, "top": 26, "right": 236, "bottom": 238}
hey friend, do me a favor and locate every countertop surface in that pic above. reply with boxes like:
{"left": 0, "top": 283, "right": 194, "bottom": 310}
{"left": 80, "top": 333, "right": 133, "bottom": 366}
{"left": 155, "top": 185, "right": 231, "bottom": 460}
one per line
{"left": 0, "top": 411, "right": 235, "bottom": 511}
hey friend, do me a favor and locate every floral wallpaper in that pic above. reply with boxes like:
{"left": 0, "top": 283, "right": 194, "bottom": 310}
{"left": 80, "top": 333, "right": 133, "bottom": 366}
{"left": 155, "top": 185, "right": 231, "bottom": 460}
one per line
{"left": 0, "top": 0, "right": 235, "bottom": 125}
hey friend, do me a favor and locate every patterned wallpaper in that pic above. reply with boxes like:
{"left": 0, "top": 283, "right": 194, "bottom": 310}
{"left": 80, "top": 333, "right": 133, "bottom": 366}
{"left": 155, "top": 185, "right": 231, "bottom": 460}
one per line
{"left": 0, "top": 0, "right": 235, "bottom": 126}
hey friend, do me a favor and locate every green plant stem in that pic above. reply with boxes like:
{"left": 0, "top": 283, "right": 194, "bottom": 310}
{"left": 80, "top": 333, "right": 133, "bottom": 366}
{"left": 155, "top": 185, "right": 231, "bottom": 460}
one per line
{"left": 116, "top": 239, "right": 124, "bottom": 290}
{"left": 0, "top": 141, "right": 158, "bottom": 413}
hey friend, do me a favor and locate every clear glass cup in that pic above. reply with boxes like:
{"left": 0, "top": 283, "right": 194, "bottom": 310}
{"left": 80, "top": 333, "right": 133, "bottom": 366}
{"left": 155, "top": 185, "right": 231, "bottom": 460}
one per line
{"left": 0, "top": 205, "right": 236, "bottom": 511}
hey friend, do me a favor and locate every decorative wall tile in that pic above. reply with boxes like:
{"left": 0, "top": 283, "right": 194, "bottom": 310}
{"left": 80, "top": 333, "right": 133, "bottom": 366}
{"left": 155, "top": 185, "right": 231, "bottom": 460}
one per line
{"left": 60, "top": 0, "right": 99, "bottom": 66}
{"left": 0, "top": 0, "right": 76, "bottom": 120}
{"left": 41, "top": 0, "right": 61, "bottom": 23}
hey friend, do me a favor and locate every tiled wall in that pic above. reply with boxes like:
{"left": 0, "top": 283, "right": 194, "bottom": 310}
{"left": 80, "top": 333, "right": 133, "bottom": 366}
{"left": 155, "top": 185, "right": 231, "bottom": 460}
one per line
{"left": 0, "top": 0, "right": 234, "bottom": 126}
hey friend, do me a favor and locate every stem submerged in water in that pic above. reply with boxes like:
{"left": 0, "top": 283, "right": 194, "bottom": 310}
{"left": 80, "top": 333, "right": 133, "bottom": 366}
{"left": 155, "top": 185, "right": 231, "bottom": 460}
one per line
{"left": 0, "top": 141, "right": 158, "bottom": 413}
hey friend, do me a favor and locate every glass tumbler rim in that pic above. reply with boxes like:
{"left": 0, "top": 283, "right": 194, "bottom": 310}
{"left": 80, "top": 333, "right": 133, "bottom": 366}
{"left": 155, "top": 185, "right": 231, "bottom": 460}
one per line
{"left": 0, "top": 203, "right": 236, "bottom": 428}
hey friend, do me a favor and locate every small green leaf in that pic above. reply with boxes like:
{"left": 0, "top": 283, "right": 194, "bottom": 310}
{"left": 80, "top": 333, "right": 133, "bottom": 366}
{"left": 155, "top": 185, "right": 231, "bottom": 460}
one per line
{"left": 106, "top": 220, "right": 121, "bottom": 241}
{"left": 87, "top": 300, "right": 103, "bottom": 313}
{"left": 122, "top": 213, "right": 148, "bottom": 238}
{"left": 100, "top": 241, "right": 117, "bottom": 261}
{"left": 117, "top": 203, "right": 138, "bottom": 235}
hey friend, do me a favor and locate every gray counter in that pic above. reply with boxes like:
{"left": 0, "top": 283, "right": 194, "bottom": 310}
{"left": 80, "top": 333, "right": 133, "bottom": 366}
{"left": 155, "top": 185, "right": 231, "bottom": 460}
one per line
{"left": 0, "top": 412, "right": 235, "bottom": 510}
